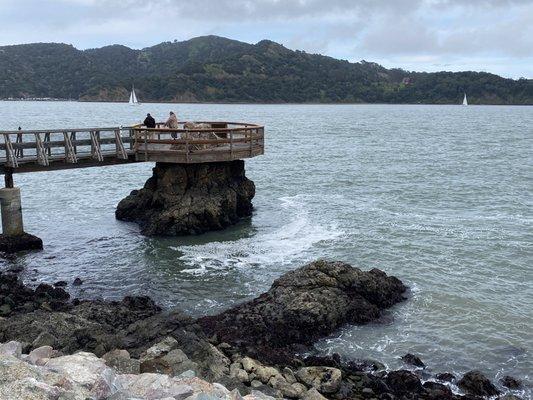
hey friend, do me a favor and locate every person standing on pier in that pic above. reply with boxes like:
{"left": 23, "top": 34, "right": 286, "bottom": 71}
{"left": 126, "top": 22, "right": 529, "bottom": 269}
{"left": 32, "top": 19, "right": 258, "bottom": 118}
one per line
{"left": 164, "top": 111, "right": 179, "bottom": 138}
{"left": 143, "top": 113, "right": 156, "bottom": 128}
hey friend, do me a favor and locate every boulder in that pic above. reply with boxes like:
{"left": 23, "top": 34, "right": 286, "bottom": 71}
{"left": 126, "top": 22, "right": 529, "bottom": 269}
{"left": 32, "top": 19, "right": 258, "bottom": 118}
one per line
{"left": 296, "top": 366, "right": 343, "bottom": 394}
{"left": 102, "top": 349, "right": 140, "bottom": 374}
{"left": 0, "top": 340, "right": 22, "bottom": 357}
{"left": 500, "top": 375, "right": 522, "bottom": 389}
{"left": 301, "top": 388, "right": 328, "bottom": 400}
{"left": 0, "top": 233, "right": 43, "bottom": 253}
{"left": 198, "top": 260, "right": 406, "bottom": 362}
{"left": 401, "top": 353, "right": 425, "bottom": 368}
{"left": 45, "top": 352, "right": 118, "bottom": 399}
{"left": 458, "top": 370, "right": 500, "bottom": 397}
{"left": 422, "top": 381, "right": 452, "bottom": 399}
{"left": 116, "top": 373, "right": 194, "bottom": 399}
{"left": 385, "top": 370, "right": 422, "bottom": 396}
{"left": 161, "top": 348, "right": 199, "bottom": 376}
{"left": 115, "top": 161, "right": 255, "bottom": 236}
{"left": 435, "top": 372, "right": 456, "bottom": 382}
{"left": 28, "top": 346, "right": 54, "bottom": 365}
{"left": 141, "top": 336, "right": 179, "bottom": 361}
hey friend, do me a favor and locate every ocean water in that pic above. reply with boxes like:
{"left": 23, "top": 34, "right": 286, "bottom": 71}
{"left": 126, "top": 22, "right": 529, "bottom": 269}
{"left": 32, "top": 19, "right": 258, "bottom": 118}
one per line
{"left": 1, "top": 101, "right": 532, "bottom": 397}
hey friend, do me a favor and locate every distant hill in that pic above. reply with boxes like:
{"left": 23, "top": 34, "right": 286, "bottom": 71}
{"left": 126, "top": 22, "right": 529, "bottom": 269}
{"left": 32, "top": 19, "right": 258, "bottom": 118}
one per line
{"left": 0, "top": 36, "right": 532, "bottom": 104}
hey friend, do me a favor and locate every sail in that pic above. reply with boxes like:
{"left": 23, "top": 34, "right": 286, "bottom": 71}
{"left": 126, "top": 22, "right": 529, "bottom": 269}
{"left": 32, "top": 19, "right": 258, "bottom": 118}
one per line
{"left": 463, "top": 93, "right": 468, "bottom": 106}
{"left": 129, "top": 85, "right": 139, "bottom": 105}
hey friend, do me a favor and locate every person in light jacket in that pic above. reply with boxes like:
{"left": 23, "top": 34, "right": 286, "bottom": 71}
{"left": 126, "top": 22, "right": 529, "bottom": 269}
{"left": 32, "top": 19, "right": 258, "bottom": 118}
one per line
{"left": 164, "top": 111, "right": 179, "bottom": 138}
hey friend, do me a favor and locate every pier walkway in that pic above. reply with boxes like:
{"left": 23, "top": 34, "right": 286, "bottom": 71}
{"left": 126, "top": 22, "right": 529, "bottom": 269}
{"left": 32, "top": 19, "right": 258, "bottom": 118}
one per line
{"left": 0, "top": 122, "right": 265, "bottom": 174}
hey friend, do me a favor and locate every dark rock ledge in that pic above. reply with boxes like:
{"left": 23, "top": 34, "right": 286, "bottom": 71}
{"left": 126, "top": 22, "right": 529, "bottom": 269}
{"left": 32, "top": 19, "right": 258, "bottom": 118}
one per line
{"left": 0, "top": 232, "right": 43, "bottom": 254}
{"left": 0, "top": 261, "right": 524, "bottom": 400}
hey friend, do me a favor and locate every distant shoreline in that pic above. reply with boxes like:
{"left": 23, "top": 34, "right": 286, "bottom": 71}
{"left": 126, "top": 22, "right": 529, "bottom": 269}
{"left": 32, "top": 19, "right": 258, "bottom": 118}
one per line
{"left": 1, "top": 99, "right": 532, "bottom": 106}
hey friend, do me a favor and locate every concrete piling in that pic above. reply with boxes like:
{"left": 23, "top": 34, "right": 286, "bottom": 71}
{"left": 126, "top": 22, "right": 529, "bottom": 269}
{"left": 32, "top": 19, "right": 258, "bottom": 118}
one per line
{"left": 0, "top": 187, "right": 24, "bottom": 236}
{"left": 0, "top": 186, "right": 42, "bottom": 253}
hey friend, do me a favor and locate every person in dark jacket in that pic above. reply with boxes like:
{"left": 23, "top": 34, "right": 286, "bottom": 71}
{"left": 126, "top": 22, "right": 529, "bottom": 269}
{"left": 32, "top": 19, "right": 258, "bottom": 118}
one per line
{"left": 143, "top": 113, "right": 156, "bottom": 128}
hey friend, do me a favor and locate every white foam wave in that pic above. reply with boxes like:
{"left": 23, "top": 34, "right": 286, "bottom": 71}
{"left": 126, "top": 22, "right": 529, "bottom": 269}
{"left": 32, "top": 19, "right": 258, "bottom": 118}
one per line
{"left": 173, "top": 194, "right": 344, "bottom": 275}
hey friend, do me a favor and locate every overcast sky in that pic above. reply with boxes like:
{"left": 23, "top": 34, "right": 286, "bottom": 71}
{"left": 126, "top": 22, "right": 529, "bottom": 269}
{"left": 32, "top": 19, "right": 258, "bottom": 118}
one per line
{"left": 0, "top": 0, "right": 532, "bottom": 78}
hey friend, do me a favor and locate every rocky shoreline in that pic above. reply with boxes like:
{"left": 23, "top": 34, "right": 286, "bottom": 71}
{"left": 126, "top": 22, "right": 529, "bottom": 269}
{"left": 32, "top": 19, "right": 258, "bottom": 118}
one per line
{"left": 0, "top": 261, "right": 526, "bottom": 400}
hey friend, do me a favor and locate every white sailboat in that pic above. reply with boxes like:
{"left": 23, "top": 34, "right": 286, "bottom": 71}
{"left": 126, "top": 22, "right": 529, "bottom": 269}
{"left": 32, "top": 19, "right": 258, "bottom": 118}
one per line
{"left": 129, "top": 85, "right": 140, "bottom": 105}
{"left": 462, "top": 93, "right": 468, "bottom": 106}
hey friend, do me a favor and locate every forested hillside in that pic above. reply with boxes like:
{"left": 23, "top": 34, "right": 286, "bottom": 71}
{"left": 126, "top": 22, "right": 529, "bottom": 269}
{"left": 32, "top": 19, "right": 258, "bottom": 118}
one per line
{"left": 0, "top": 36, "right": 531, "bottom": 104}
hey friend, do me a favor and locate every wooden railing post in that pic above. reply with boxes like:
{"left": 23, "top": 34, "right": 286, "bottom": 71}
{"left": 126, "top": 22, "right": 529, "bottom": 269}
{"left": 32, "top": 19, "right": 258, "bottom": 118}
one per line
{"left": 230, "top": 129, "right": 234, "bottom": 159}
{"left": 63, "top": 131, "right": 77, "bottom": 164}
{"left": 185, "top": 131, "right": 190, "bottom": 163}
{"left": 4, "top": 134, "right": 19, "bottom": 168}
{"left": 34, "top": 133, "right": 49, "bottom": 166}
{"left": 249, "top": 129, "right": 253, "bottom": 157}
{"left": 44, "top": 132, "right": 51, "bottom": 157}
{"left": 115, "top": 128, "right": 128, "bottom": 159}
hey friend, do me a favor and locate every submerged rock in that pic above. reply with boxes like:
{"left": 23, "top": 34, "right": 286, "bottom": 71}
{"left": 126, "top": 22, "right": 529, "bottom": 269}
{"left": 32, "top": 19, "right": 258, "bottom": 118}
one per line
{"left": 115, "top": 161, "right": 255, "bottom": 236}
{"left": 198, "top": 260, "right": 406, "bottom": 362}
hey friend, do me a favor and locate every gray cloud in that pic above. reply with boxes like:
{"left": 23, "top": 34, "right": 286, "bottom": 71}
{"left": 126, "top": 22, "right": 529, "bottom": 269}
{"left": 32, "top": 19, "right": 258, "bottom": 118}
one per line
{"left": 0, "top": 0, "right": 531, "bottom": 77}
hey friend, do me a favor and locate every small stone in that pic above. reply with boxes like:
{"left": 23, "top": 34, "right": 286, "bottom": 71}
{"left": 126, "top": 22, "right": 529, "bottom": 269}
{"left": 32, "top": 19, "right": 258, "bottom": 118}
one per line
{"left": 401, "top": 353, "right": 425, "bottom": 368}
{"left": 435, "top": 372, "right": 456, "bottom": 382}
{"left": 0, "top": 341, "right": 22, "bottom": 357}
{"left": 142, "top": 336, "right": 178, "bottom": 360}
{"left": 28, "top": 346, "right": 54, "bottom": 365}
{"left": 161, "top": 348, "right": 199, "bottom": 376}
{"left": 235, "top": 369, "right": 249, "bottom": 383}
{"left": 251, "top": 379, "right": 263, "bottom": 388}
{"left": 500, "top": 375, "right": 522, "bottom": 389}
{"left": 422, "top": 381, "right": 452, "bottom": 399}
{"left": 178, "top": 369, "right": 196, "bottom": 378}
{"left": 301, "top": 388, "right": 328, "bottom": 400}
{"left": 255, "top": 365, "right": 281, "bottom": 383}
{"left": 73, "top": 277, "right": 83, "bottom": 286}
{"left": 282, "top": 367, "right": 297, "bottom": 384}
{"left": 230, "top": 362, "right": 243, "bottom": 373}
{"left": 0, "top": 304, "right": 11, "bottom": 316}
{"left": 241, "top": 357, "right": 259, "bottom": 373}
{"left": 296, "top": 366, "right": 342, "bottom": 394}
{"left": 140, "top": 357, "right": 172, "bottom": 374}
{"left": 102, "top": 349, "right": 140, "bottom": 374}
{"left": 230, "top": 388, "right": 244, "bottom": 400}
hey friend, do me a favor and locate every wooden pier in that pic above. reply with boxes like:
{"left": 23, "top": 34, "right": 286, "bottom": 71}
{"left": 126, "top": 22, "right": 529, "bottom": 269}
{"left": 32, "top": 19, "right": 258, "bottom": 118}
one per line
{"left": 0, "top": 121, "right": 264, "bottom": 251}
{"left": 0, "top": 122, "right": 265, "bottom": 174}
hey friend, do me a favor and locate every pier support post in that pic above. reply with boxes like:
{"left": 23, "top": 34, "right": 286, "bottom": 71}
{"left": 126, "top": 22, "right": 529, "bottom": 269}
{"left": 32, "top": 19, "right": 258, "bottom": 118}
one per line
{"left": 0, "top": 187, "right": 24, "bottom": 235}
{"left": 4, "top": 168, "right": 14, "bottom": 189}
{"left": 0, "top": 186, "right": 43, "bottom": 253}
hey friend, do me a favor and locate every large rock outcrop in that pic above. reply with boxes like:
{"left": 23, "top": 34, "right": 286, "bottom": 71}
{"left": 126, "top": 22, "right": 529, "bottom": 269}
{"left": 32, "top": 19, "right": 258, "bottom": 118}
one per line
{"left": 198, "top": 260, "right": 407, "bottom": 362}
{"left": 116, "top": 161, "right": 255, "bottom": 236}
{"left": 0, "top": 269, "right": 520, "bottom": 400}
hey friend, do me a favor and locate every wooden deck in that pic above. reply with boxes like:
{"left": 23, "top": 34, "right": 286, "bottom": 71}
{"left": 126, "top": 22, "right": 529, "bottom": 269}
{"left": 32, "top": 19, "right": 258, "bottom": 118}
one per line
{"left": 0, "top": 122, "right": 264, "bottom": 174}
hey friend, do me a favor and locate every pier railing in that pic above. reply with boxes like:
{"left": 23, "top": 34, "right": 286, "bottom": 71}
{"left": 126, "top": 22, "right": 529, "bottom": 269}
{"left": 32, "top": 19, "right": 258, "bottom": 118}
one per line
{"left": 0, "top": 127, "right": 134, "bottom": 173}
{"left": 132, "top": 121, "right": 264, "bottom": 164}
{"left": 0, "top": 122, "right": 264, "bottom": 173}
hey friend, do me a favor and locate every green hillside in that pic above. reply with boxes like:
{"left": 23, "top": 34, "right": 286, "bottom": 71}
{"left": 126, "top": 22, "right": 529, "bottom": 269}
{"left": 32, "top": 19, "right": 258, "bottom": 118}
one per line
{"left": 0, "top": 36, "right": 531, "bottom": 104}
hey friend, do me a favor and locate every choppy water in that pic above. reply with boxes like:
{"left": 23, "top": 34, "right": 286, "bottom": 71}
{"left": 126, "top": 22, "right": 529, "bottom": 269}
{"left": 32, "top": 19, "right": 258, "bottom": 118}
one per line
{"left": 1, "top": 101, "right": 532, "bottom": 397}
